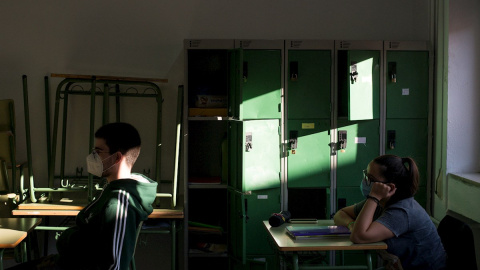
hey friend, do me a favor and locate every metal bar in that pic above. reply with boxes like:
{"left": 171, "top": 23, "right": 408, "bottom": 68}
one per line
{"left": 44, "top": 76, "right": 52, "bottom": 187}
{"left": 50, "top": 73, "right": 168, "bottom": 83}
{"left": 7, "top": 99, "right": 16, "bottom": 193}
{"left": 34, "top": 226, "right": 70, "bottom": 231}
{"left": 33, "top": 187, "right": 88, "bottom": 192}
{"left": 57, "top": 90, "right": 159, "bottom": 98}
{"left": 171, "top": 220, "right": 176, "bottom": 270}
{"left": 59, "top": 84, "right": 70, "bottom": 187}
{"left": 172, "top": 85, "right": 183, "bottom": 208}
{"left": 155, "top": 83, "right": 163, "bottom": 186}
{"left": 22, "top": 76, "right": 33, "bottom": 199}
{"left": 0, "top": 248, "right": 4, "bottom": 270}
{"left": 88, "top": 78, "right": 97, "bottom": 201}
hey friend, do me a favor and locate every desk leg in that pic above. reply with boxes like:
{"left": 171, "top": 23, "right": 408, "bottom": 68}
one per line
{"left": 365, "top": 251, "right": 373, "bottom": 270}
{"left": 0, "top": 248, "right": 4, "bottom": 270}
{"left": 292, "top": 253, "right": 299, "bottom": 270}
{"left": 171, "top": 220, "right": 176, "bottom": 270}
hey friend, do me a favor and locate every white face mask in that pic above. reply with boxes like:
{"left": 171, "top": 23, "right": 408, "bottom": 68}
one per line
{"left": 86, "top": 151, "right": 116, "bottom": 177}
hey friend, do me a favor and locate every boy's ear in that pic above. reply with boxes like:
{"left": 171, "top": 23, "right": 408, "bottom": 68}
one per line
{"left": 115, "top": 151, "right": 122, "bottom": 163}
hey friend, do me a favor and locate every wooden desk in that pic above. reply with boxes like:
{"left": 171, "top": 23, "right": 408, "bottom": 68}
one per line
{"left": 263, "top": 220, "right": 387, "bottom": 270}
{"left": 0, "top": 218, "right": 42, "bottom": 270}
{"left": 12, "top": 203, "right": 183, "bottom": 270}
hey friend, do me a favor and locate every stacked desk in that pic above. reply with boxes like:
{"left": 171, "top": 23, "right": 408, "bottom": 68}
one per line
{"left": 263, "top": 220, "right": 387, "bottom": 270}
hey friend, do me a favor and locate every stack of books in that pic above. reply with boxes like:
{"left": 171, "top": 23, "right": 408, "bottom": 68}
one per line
{"left": 286, "top": 225, "right": 350, "bottom": 240}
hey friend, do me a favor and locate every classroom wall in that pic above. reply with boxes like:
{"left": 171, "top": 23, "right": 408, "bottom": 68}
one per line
{"left": 1, "top": 2, "right": 433, "bottom": 268}
{"left": 447, "top": 0, "right": 480, "bottom": 174}
{"left": 0, "top": 0, "right": 431, "bottom": 189}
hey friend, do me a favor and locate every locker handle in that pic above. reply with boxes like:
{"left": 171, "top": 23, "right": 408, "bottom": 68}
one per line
{"left": 290, "top": 130, "right": 298, "bottom": 150}
{"left": 338, "top": 130, "right": 347, "bottom": 151}
{"left": 387, "top": 130, "right": 396, "bottom": 149}
{"left": 243, "top": 61, "right": 248, "bottom": 82}
{"left": 290, "top": 61, "right": 298, "bottom": 81}
{"left": 350, "top": 62, "right": 358, "bottom": 84}
{"left": 389, "top": 62, "right": 397, "bottom": 83}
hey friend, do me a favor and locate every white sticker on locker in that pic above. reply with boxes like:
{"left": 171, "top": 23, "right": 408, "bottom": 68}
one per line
{"left": 402, "top": 88, "right": 410, "bottom": 95}
{"left": 355, "top": 137, "right": 366, "bottom": 144}
{"left": 257, "top": 195, "right": 268, "bottom": 199}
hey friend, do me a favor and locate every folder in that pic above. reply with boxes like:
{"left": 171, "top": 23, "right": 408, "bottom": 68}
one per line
{"left": 286, "top": 225, "right": 350, "bottom": 240}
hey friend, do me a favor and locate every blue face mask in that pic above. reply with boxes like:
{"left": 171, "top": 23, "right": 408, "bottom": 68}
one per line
{"left": 360, "top": 179, "right": 371, "bottom": 197}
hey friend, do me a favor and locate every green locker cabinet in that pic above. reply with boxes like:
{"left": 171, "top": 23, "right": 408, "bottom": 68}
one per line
{"left": 230, "top": 40, "right": 283, "bottom": 120}
{"left": 228, "top": 119, "right": 281, "bottom": 270}
{"left": 229, "top": 188, "right": 281, "bottom": 269}
{"left": 384, "top": 43, "right": 430, "bottom": 208}
{"left": 335, "top": 42, "right": 382, "bottom": 225}
{"left": 286, "top": 46, "right": 333, "bottom": 189}
{"left": 336, "top": 45, "right": 382, "bottom": 189}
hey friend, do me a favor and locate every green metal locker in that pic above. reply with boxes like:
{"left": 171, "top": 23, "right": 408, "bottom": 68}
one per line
{"left": 386, "top": 51, "right": 429, "bottom": 119}
{"left": 229, "top": 188, "right": 281, "bottom": 268}
{"left": 336, "top": 49, "right": 381, "bottom": 189}
{"left": 287, "top": 119, "right": 331, "bottom": 188}
{"left": 336, "top": 119, "right": 380, "bottom": 188}
{"left": 229, "top": 120, "right": 281, "bottom": 192}
{"left": 229, "top": 49, "right": 282, "bottom": 120}
{"left": 385, "top": 48, "right": 430, "bottom": 208}
{"left": 287, "top": 50, "right": 331, "bottom": 119}
{"left": 286, "top": 49, "right": 332, "bottom": 189}
{"left": 228, "top": 119, "right": 281, "bottom": 269}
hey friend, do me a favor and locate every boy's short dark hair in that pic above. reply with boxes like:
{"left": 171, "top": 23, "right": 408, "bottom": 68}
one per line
{"left": 95, "top": 122, "right": 141, "bottom": 166}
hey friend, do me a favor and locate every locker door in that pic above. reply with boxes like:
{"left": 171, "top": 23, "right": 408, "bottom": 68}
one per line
{"left": 336, "top": 49, "right": 381, "bottom": 201}
{"left": 385, "top": 50, "right": 429, "bottom": 207}
{"left": 287, "top": 119, "right": 330, "bottom": 188}
{"left": 229, "top": 189, "right": 246, "bottom": 263}
{"left": 288, "top": 50, "right": 331, "bottom": 119}
{"left": 241, "top": 119, "right": 281, "bottom": 192}
{"left": 245, "top": 188, "right": 281, "bottom": 255}
{"left": 346, "top": 50, "right": 380, "bottom": 121}
{"left": 238, "top": 50, "right": 282, "bottom": 120}
{"left": 286, "top": 50, "right": 332, "bottom": 188}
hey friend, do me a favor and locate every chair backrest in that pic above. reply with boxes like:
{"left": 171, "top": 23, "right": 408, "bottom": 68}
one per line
{"left": 438, "top": 214, "right": 477, "bottom": 269}
{"left": 129, "top": 220, "right": 144, "bottom": 270}
{"left": 0, "top": 160, "right": 9, "bottom": 194}
{"left": 0, "top": 99, "right": 15, "bottom": 132}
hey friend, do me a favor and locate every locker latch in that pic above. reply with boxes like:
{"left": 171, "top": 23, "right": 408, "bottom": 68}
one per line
{"left": 350, "top": 62, "right": 358, "bottom": 84}
{"left": 243, "top": 61, "right": 248, "bottom": 83}
{"left": 289, "top": 130, "right": 298, "bottom": 152}
{"left": 387, "top": 130, "right": 396, "bottom": 149}
{"left": 245, "top": 132, "right": 252, "bottom": 152}
{"left": 389, "top": 62, "right": 397, "bottom": 83}
{"left": 338, "top": 130, "right": 347, "bottom": 152}
{"left": 290, "top": 61, "right": 298, "bottom": 81}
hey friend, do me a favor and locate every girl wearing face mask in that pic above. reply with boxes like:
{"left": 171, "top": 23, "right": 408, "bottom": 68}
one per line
{"left": 334, "top": 155, "right": 446, "bottom": 270}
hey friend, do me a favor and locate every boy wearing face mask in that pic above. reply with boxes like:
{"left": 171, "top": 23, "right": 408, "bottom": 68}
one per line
{"left": 8, "top": 122, "right": 157, "bottom": 270}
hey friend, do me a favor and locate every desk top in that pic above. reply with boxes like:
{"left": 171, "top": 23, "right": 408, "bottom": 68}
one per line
{"left": 12, "top": 207, "right": 184, "bottom": 219}
{"left": 0, "top": 218, "right": 42, "bottom": 248}
{"left": 263, "top": 220, "right": 387, "bottom": 252}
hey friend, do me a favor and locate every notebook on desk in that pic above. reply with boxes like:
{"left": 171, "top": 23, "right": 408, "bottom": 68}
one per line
{"left": 286, "top": 225, "right": 350, "bottom": 240}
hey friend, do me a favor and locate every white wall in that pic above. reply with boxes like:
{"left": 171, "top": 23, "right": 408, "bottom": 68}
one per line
{"left": 0, "top": 0, "right": 432, "bottom": 188}
{"left": 448, "top": 0, "right": 480, "bottom": 174}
